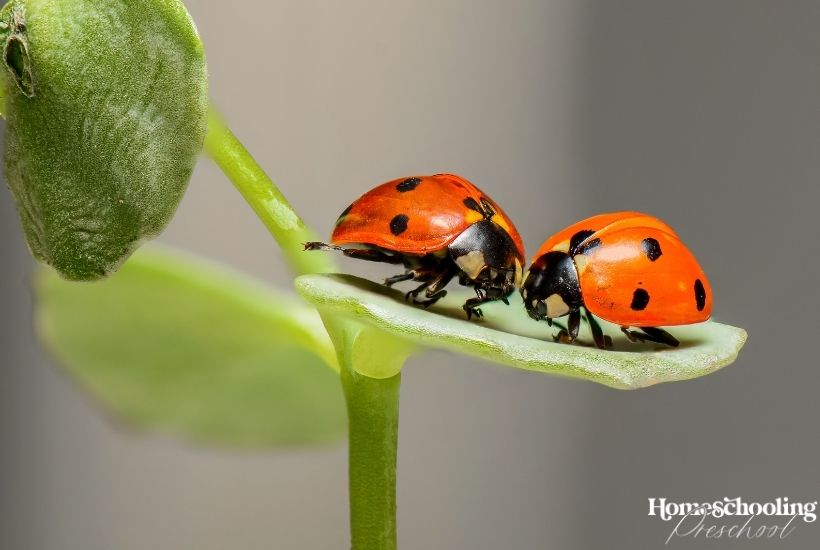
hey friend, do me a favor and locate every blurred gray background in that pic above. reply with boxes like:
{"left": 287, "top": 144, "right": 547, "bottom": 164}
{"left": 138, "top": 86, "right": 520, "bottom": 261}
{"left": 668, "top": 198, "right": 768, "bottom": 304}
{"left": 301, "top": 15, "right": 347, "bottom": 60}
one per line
{"left": 2, "top": 1, "right": 819, "bottom": 548}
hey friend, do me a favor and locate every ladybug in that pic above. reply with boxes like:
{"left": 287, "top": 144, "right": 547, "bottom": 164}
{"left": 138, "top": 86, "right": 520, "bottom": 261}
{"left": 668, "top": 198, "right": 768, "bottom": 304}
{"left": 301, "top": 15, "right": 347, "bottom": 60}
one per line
{"left": 520, "top": 212, "right": 712, "bottom": 348}
{"left": 305, "top": 174, "right": 525, "bottom": 318}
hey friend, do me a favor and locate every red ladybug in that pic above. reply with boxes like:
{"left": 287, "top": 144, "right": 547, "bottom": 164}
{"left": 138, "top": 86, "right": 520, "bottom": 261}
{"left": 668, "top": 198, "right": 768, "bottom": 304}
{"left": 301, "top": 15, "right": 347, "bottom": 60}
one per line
{"left": 305, "top": 174, "right": 525, "bottom": 318}
{"left": 520, "top": 212, "right": 712, "bottom": 348}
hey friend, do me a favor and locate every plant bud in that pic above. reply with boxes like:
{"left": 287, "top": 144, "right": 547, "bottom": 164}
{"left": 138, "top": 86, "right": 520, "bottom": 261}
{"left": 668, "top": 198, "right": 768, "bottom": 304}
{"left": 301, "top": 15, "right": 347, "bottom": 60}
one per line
{"left": 0, "top": 0, "right": 207, "bottom": 280}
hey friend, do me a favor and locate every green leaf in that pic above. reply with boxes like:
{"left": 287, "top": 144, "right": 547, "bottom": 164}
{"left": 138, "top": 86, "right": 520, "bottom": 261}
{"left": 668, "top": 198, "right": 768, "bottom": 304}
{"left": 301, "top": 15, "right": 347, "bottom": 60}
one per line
{"left": 295, "top": 274, "right": 748, "bottom": 390}
{"left": 1, "top": 0, "right": 208, "bottom": 280}
{"left": 35, "top": 247, "right": 346, "bottom": 448}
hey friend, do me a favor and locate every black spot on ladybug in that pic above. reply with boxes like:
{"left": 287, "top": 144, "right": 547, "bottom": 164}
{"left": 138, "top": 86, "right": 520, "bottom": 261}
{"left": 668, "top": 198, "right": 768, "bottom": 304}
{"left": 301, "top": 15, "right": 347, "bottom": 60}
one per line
{"left": 390, "top": 214, "right": 409, "bottom": 236}
{"left": 569, "top": 230, "right": 595, "bottom": 255}
{"left": 630, "top": 288, "right": 650, "bottom": 311}
{"left": 641, "top": 237, "right": 663, "bottom": 261}
{"left": 463, "top": 197, "right": 482, "bottom": 213}
{"left": 479, "top": 198, "right": 496, "bottom": 219}
{"left": 396, "top": 177, "right": 422, "bottom": 192}
{"left": 576, "top": 238, "right": 601, "bottom": 255}
{"left": 694, "top": 278, "right": 706, "bottom": 311}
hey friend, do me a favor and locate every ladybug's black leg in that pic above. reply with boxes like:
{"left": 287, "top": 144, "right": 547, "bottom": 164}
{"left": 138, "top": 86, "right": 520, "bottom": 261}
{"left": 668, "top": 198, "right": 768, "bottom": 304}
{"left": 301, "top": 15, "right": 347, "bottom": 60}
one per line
{"left": 384, "top": 272, "right": 415, "bottom": 287}
{"left": 406, "top": 271, "right": 453, "bottom": 308}
{"left": 462, "top": 287, "right": 495, "bottom": 320}
{"left": 303, "top": 242, "right": 404, "bottom": 265}
{"left": 551, "top": 324, "right": 572, "bottom": 344}
{"left": 584, "top": 309, "right": 611, "bottom": 349}
{"left": 405, "top": 281, "right": 432, "bottom": 303}
{"left": 549, "top": 310, "right": 580, "bottom": 344}
{"left": 462, "top": 280, "right": 517, "bottom": 319}
{"left": 567, "top": 309, "right": 581, "bottom": 342}
{"left": 462, "top": 298, "right": 484, "bottom": 320}
{"left": 416, "top": 269, "right": 457, "bottom": 308}
{"left": 463, "top": 287, "right": 485, "bottom": 319}
{"left": 620, "top": 326, "right": 680, "bottom": 348}
{"left": 418, "top": 289, "right": 448, "bottom": 308}
{"left": 620, "top": 326, "right": 638, "bottom": 343}
{"left": 640, "top": 327, "right": 680, "bottom": 347}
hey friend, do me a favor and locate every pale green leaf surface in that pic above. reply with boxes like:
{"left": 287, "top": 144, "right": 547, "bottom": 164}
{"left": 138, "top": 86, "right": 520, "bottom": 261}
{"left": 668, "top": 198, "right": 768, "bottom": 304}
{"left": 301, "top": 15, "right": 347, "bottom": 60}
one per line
{"left": 296, "top": 274, "right": 747, "bottom": 390}
{"left": 35, "top": 247, "right": 345, "bottom": 448}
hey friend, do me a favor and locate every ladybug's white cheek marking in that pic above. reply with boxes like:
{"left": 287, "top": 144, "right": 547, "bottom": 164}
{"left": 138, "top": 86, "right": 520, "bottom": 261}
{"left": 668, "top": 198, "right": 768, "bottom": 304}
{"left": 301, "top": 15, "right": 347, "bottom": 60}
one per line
{"left": 455, "top": 250, "right": 486, "bottom": 279}
{"left": 546, "top": 294, "right": 570, "bottom": 317}
{"left": 514, "top": 259, "right": 523, "bottom": 286}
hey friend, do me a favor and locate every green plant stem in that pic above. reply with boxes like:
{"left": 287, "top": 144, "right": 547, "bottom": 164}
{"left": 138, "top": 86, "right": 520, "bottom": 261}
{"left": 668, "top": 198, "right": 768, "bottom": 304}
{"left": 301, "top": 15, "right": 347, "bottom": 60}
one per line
{"left": 203, "top": 107, "right": 334, "bottom": 276}
{"left": 323, "top": 315, "right": 402, "bottom": 549}
{"left": 342, "top": 365, "right": 400, "bottom": 550}
{"left": 207, "top": 109, "right": 401, "bottom": 548}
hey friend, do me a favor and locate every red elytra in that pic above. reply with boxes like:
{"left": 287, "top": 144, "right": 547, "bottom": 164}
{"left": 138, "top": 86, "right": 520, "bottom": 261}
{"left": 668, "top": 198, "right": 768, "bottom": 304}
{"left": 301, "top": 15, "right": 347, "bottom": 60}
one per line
{"left": 521, "top": 211, "right": 712, "bottom": 348}
{"left": 306, "top": 174, "right": 525, "bottom": 319}
{"left": 332, "top": 173, "right": 524, "bottom": 256}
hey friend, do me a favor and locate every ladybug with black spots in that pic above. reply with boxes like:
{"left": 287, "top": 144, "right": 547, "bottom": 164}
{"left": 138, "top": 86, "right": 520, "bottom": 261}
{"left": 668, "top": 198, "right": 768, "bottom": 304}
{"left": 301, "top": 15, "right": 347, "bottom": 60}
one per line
{"left": 305, "top": 174, "right": 525, "bottom": 319}
{"left": 520, "top": 212, "right": 712, "bottom": 348}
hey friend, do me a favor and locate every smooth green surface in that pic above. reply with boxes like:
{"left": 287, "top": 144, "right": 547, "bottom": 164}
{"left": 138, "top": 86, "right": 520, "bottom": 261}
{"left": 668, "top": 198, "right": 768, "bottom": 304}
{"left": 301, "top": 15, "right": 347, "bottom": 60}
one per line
{"left": 342, "top": 367, "right": 400, "bottom": 550}
{"left": 204, "top": 109, "right": 334, "bottom": 276}
{"left": 348, "top": 326, "right": 415, "bottom": 379}
{"left": 35, "top": 247, "right": 346, "bottom": 448}
{"left": 1, "top": 0, "right": 207, "bottom": 280}
{"left": 320, "top": 314, "right": 403, "bottom": 549}
{"left": 296, "top": 273, "right": 748, "bottom": 389}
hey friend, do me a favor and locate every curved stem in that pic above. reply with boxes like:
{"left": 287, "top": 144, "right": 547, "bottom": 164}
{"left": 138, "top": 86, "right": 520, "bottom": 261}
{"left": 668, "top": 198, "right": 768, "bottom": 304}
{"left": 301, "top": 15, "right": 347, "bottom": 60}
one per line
{"left": 343, "top": 366, "right": 400, "bottom": 550}
{"left": 203, "top": 107, "right": 335, "bottom": 276}
{"left": 207, "top": 109, "right": 401, "bottom": 548}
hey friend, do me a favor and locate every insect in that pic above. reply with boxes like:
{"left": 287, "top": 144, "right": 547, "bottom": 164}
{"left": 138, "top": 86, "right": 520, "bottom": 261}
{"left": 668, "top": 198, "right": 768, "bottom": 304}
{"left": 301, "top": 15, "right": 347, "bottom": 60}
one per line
{"left": 520, "top": 211, "right": 712, "bottom": 348}
{"left": 305, "top": 174, "right": 525, "bottom": 319}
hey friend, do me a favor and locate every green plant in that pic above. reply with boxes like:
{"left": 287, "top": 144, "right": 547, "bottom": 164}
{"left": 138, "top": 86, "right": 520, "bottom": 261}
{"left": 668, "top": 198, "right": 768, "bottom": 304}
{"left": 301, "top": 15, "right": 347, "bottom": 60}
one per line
{"left": 0, "top": 1, "right": 747, "bottom": 548}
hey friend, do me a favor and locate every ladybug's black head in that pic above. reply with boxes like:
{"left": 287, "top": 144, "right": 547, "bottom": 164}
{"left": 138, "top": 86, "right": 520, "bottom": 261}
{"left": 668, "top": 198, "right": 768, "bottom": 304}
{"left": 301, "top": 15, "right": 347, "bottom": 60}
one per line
{"left": 520, "top": 251, "right": 582, "bottom": 321}
{"left": 447, "top": 220, "right": 523, "bottom": 297}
